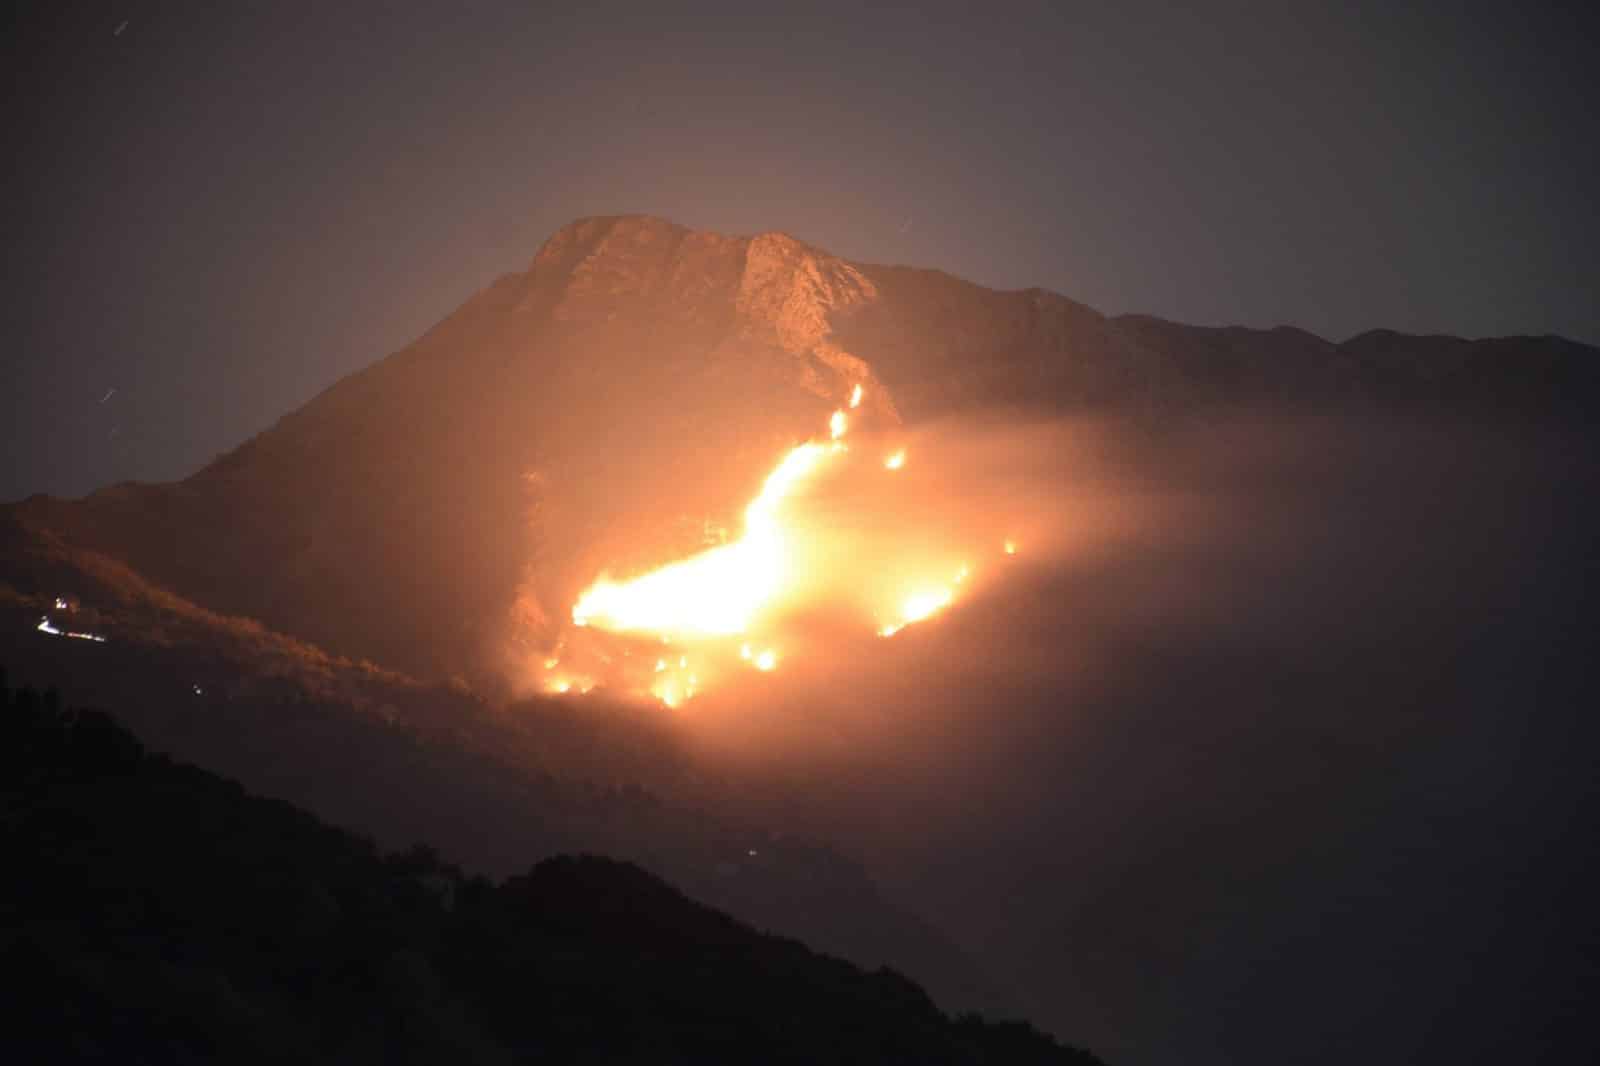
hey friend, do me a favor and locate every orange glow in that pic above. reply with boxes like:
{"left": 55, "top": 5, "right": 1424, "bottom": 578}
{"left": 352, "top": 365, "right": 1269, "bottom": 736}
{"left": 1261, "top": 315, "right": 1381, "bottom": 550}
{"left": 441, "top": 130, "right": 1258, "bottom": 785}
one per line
{"left": 871, "top": 559, "right": 972, "bottom": 639}
{"left": 877, "top": 571, "right": 961, "bottom": 639}
{"left": 654, "top": 676, "right": 684, "bottom": 708}
{"left": 902, "top": 588, "right": 952, "bottom": 621}
{"left": 572, "top": 443, "right": 829, "bottom": 637}
{"left": 562, "top": 387, "right": 1015, "bottom": 707}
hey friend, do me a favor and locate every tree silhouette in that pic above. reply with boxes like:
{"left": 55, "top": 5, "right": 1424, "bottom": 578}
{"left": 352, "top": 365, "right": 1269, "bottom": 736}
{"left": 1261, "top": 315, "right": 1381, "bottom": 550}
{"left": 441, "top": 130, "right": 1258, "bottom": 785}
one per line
{"left": 0, "top": 666, "right": 1105, "bottom": 1066}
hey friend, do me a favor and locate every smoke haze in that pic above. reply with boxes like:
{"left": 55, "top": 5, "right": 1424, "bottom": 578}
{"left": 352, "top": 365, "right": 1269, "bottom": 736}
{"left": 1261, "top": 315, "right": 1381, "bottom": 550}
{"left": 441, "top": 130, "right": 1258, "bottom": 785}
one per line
{"left": 633, "top": 412, "right": 1596, "bottom": 1064}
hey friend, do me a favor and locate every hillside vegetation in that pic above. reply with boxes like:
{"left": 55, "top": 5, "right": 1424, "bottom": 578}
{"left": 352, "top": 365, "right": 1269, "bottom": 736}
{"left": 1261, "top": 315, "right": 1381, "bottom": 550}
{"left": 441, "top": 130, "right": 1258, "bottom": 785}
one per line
{"left": 0, "top": 670, "right": 1101, "bottom": 1065}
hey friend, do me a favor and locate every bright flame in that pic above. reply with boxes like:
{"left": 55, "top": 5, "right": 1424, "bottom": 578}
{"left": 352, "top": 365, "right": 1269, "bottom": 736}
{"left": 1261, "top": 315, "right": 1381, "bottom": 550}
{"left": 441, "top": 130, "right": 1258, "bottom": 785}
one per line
{"left": 1004, "top": 539, "right": 1018, "bottom": 555}
{"left": 545, "top": 674, "right": 596, "bottom": 695}
{"left": 873, "top": 561, "right": 972, "bottom": 639}
{"left": 902, "top": 587, "right": 953, "bottom": 623}
{"left": 564, "top": 386, "right": 1012, "bottom": 706}
{"left": 35, "top": 614, "right": 106, "bottom": 643}
{"left": 878, "top": 591, "right": 951, "bottom": 638}
{"left": 572, "top": 443, "right": 828, "bottom": 638}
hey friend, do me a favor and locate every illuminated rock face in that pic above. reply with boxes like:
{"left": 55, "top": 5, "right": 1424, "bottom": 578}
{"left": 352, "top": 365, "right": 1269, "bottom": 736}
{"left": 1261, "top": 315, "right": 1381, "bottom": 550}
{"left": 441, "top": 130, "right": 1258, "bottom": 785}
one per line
{"left": 4, "top": 216, "right": 907, "bottom": 681}
{"left": 520, "top": 216, "right": 898, "bottom": 418}
{"left": 8, "top": 214, "right": 1595, "bottom": 681}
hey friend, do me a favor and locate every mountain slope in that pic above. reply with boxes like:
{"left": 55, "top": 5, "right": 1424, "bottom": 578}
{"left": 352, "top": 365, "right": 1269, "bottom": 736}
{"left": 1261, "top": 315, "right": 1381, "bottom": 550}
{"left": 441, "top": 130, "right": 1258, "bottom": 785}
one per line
{"left": 9, "top": 214, "right": 1593, "bottom": 683}
{"left": 0, "top": 533, "right": 1003, "bottom": 1020}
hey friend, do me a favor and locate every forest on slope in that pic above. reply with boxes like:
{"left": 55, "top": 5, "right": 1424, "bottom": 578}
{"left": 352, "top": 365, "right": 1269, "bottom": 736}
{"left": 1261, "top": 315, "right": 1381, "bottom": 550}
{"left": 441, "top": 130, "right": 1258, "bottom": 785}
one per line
{"left": 0, "top": 669, "right": 1102, "bottom": 1065}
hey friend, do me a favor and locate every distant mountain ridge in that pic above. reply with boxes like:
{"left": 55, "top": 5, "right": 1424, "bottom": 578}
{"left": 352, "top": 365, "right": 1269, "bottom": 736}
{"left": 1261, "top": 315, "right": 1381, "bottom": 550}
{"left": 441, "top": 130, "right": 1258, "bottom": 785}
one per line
{"left": 7, "top": 213, "right": 1594, "bottom": 682}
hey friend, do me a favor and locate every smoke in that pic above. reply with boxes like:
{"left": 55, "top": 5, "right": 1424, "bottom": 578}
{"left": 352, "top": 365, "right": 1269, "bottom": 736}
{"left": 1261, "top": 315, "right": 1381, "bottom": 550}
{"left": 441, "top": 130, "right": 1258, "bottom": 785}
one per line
{"left": 666, "top": 411, "right": 1357, "bottom": 750}
{"left": 653, "top": 410, "right": 1597, "bottom": 1065}
{"left": 498, "top": 405, "right": 1593, "bottom": 1063}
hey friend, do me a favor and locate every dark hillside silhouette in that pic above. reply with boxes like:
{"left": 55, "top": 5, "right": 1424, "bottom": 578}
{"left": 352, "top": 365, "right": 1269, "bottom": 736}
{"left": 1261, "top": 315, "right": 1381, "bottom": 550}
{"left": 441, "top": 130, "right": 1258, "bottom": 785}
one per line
{"left": 0, "top": 669, "right": 1101, "bottom": 1065}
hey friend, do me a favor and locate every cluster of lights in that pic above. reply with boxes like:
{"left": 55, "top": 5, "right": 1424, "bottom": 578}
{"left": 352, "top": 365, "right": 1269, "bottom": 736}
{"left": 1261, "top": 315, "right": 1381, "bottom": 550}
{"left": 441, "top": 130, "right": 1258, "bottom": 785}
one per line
{"left": 35, "top": 602, "right": 107, "bottom": 643}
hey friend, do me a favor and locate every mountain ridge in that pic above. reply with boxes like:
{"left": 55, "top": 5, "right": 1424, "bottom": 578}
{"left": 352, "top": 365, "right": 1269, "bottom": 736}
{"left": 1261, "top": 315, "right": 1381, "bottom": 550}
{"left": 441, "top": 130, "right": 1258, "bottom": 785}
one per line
{"left": 5, "top": 214, "right": 1595, "bottom": 1063}
{"left": 6, "top": 213, "right": 1594, "bottom": 682}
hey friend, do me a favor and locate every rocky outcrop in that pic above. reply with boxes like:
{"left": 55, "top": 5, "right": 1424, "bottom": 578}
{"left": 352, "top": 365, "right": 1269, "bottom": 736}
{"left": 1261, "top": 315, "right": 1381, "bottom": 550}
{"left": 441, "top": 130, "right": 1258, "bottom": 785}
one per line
{"left": 516, "top": 215, "right": 897, "bottom": 416}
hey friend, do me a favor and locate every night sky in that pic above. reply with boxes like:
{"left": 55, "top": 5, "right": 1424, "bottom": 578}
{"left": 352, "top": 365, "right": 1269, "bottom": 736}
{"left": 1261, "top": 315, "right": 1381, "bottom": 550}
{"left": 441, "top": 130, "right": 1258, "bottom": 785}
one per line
{"left": 7, "top": 0, "right": 1597, "bottom": 501}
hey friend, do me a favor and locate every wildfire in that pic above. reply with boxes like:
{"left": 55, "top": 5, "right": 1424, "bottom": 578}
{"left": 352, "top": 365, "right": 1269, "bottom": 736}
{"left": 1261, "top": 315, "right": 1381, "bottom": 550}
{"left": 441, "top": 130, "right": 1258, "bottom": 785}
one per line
{"left": 875, "top": 566, "right": 965, "bottom": 638}
{"left": 572, "top": 443, "right": 828, "bottom": 638}
{"left": 35, "top": 614, "right": 107, "bottom": 643}
{"left": 545, "top": 674, "right": 595, "bottom": 696}
{"left": 554, "top": 385, "right": 1012, "bottom": 707}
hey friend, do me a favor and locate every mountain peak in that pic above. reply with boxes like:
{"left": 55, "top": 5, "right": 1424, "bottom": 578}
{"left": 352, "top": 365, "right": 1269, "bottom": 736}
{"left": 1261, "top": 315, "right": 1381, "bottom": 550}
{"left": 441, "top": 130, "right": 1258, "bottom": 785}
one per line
{"left": 8, "top": 214, "right": 1595, "bottom": 684}
{"left": 517, "top": 215, "right": 891, "bottom": 414}
{"left": 528, "top": 213, "right": 686, "bottom": 270}
{"left": 526, "top": 215, "right": 880, "bottom": 345}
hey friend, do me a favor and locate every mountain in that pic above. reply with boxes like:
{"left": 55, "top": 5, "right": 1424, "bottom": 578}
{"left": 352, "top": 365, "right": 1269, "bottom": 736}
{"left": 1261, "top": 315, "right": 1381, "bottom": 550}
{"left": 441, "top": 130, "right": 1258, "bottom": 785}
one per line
{"left": 0, "top": 675, "right": 1100, "bottom": 1065}
{"left": 8, "top": 214, "right": 1593, "bottom": 683}
{"left": 4, "top": 215, "right": 1596, "bottom": 1062}
{"left": 8, "top": 217, "right": 896, "bottom": 680}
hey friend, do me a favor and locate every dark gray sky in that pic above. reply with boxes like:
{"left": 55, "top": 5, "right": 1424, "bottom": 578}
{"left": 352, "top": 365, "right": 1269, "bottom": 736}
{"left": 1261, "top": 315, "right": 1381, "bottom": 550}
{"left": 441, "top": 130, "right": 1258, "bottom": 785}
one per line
{"left": 7, "top": 0, "right": 1596, "bottom": 500}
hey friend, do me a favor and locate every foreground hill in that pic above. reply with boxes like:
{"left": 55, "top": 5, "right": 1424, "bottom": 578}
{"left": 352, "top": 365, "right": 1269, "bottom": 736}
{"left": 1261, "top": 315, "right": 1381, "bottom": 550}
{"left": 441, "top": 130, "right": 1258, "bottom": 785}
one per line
{"left": 0, "top": 530, "right": 1001, "bottom": 1019}
{"left": 0, "top": 673, "right": 1100, "bottom": 1065}
{"left": 8, "top": 214, "right": 1594, "bottom": 682}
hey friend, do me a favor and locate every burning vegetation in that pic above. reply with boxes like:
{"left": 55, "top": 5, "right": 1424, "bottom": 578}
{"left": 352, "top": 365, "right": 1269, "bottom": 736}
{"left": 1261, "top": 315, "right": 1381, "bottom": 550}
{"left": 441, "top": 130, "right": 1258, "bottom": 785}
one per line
{"left": 541, "top": 385, "right": 1020, "bottom": 707}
